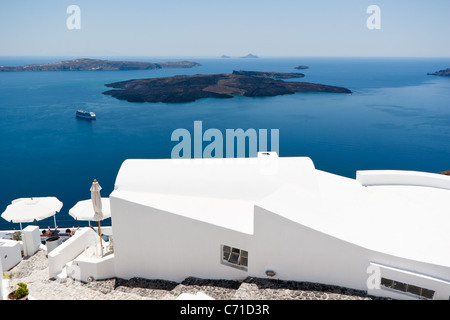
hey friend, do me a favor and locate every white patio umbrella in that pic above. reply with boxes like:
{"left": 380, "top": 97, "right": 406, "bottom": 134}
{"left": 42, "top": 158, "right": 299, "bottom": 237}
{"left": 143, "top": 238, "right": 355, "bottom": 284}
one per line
{"left": 1, "top": 197, "right": 63, "bottom": 230}
{"left": 69, "top": 198, "right": 111, "bottom": 222}
{"left": 69, "top": 197, "right": 110, "bottom": 248}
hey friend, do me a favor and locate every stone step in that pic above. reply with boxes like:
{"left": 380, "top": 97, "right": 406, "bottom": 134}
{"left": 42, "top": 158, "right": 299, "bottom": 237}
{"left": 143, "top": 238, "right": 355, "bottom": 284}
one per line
{"left": 232, "top": 282, "right": 260, "bottom": 300}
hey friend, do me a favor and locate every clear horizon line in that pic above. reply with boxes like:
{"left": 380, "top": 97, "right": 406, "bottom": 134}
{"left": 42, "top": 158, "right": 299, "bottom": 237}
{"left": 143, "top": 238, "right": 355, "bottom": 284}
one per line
{"left": 0, "top": 55, "right": 449, "bottom": 59}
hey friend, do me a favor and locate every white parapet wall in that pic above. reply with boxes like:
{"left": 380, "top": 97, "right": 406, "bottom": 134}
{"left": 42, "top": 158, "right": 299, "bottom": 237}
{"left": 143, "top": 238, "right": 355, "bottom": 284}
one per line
{"left": 22, "top": 226, "right": 41, "bottom": 257}
{"left": 68, "top": 253, "right": 115, "bottom": 283}
{"left": 356, "top": 170, "right": 450, "bottom": 190}
{"left": 48, "top": 227, "right": 101, "bottom": 279}
{"left": 0, "top": 239, "right": 22, "bottom": 272}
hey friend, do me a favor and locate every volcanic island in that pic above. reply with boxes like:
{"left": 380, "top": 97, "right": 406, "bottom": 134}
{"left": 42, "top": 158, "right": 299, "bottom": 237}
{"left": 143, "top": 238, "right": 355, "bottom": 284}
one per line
{"left": 103, "top": 71, "right": 352, "bottom": 103}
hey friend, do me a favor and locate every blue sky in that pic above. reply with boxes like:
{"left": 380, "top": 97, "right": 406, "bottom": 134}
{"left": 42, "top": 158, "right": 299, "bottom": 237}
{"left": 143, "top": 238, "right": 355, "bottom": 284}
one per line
{"left": 1, "top": 0, "right": 449, "bottom": 57}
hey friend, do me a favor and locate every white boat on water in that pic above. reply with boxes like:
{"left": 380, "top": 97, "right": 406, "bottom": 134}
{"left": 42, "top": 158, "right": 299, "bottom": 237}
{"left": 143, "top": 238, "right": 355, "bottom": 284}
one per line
{"left": 76, "top": 110, "right": 96, "bottom": 120}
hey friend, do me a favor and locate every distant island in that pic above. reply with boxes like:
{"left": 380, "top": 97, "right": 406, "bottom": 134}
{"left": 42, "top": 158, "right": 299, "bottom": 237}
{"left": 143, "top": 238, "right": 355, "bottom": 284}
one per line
{"left": 439, "top": 170, "right": 450, "bottom": 176}
{"left": 221, "top": 55, "right": 231, "bottom": 59}
{"left": 240, "top": 54, "right": 259, "bottom": 59}
{"left": 232, "top": 70, "right": 305, "bottom": 79}
{"left": 295, "top": 65, "right": 309, "bottom": 70}
{"left": 103, "top": 72, "right": 351, "bottom": 103}
{"left": 427, "top": 68, "right": 450, "bottom": 76}
{"left": 0, "top": 58, "right": 201, "bottom": 72}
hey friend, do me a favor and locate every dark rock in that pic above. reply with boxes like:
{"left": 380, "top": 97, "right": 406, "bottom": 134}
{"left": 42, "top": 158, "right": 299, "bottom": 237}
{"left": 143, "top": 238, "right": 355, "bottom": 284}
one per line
{"left": 427, "top": 68, "right": 450, "bottom": 76}
{"left": 295, "top": 65, "right": 309, "bottom": 70}
{"left": 181, "top": 277, "right": 241, "bottom": 289}
{"left": 114, "top": 277, "right": 178, "bottom": 291}
{"left": 232, "top": 70, "right": 305, "bottom": 79}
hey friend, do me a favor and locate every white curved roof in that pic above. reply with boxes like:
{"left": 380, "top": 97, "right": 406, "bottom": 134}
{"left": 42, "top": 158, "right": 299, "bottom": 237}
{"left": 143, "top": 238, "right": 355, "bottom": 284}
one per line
{"left": 113, "top": 156, "right": 318, "bottom": 202}
{"left": 257, "top": 169, "right": 450, "bottom": 267}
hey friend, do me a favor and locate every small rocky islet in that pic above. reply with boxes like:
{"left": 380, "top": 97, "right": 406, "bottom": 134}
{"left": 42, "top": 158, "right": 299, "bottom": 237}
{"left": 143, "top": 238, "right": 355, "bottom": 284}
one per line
{"left": 427, "top": 68, "right": 450, "bottom": 76}
{"left": 240, "top": 54, "right": 259, "bottom": 58}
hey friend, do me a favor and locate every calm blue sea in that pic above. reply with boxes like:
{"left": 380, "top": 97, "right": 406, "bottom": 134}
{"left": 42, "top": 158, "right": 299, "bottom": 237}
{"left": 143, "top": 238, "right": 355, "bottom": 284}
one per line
{"left": 0, "top": 56, "right": 449, "bottom": 230}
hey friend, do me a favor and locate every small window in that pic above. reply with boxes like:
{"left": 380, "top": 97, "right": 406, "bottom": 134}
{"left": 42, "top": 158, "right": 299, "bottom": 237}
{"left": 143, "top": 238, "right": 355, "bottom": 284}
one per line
{"left": 407, "top": 284, "right": 421, "bottom": 296}
{"left": 380, "top": 278, "right": 394, "bottom": 288}
{"left": 421, "top": 288, "right": 435, "bottom": 300}
{"left": 380, "top": 277, "right": 435, "bottom": 300}
{"left": 392, "top": 281, "right": 407, "bottom": 292}
{"left": 221, "top": 245, "right": 248, "bottom": 270}
{"left": 222, "top": 245, "right": 231, "bottom": 261}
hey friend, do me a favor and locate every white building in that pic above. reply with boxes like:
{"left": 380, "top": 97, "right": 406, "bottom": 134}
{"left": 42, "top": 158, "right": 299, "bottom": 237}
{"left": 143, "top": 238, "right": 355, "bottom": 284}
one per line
{"left": 109, "top": 153, "right": 450, "bottom": 300}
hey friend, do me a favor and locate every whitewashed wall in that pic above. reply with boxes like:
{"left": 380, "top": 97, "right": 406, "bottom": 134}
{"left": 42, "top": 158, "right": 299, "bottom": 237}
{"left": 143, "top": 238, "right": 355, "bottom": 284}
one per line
{"left": 48, "top": 227, "right": 99, "bottom": 279}
{"left": 69, "top": 254, "right": 115, "bottom": 283}
{"left": 0, "top": 240, "right": 21, "bottom": 272}
{"left": 110, "top": 193, "right": 450, "bottom": 299}
{"left": 22, "top": 225, "right": 41, "bottom": 257}
{"left": 111, "top": 197, "right": 252, "bottom": 282}
{"left": 251, "top": 206, "right": 450, "bottom": 297}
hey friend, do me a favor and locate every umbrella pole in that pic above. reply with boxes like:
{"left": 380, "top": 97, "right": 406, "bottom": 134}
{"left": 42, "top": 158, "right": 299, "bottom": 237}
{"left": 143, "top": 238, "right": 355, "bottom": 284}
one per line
{"left": 98, "top": 220, "right": 102, "bottom": 247}
{"left": 54, "top": 215, "right": 57, "bottom": 229}
{"left": 19, "top": 222, "right": 23, "bottom": 241}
